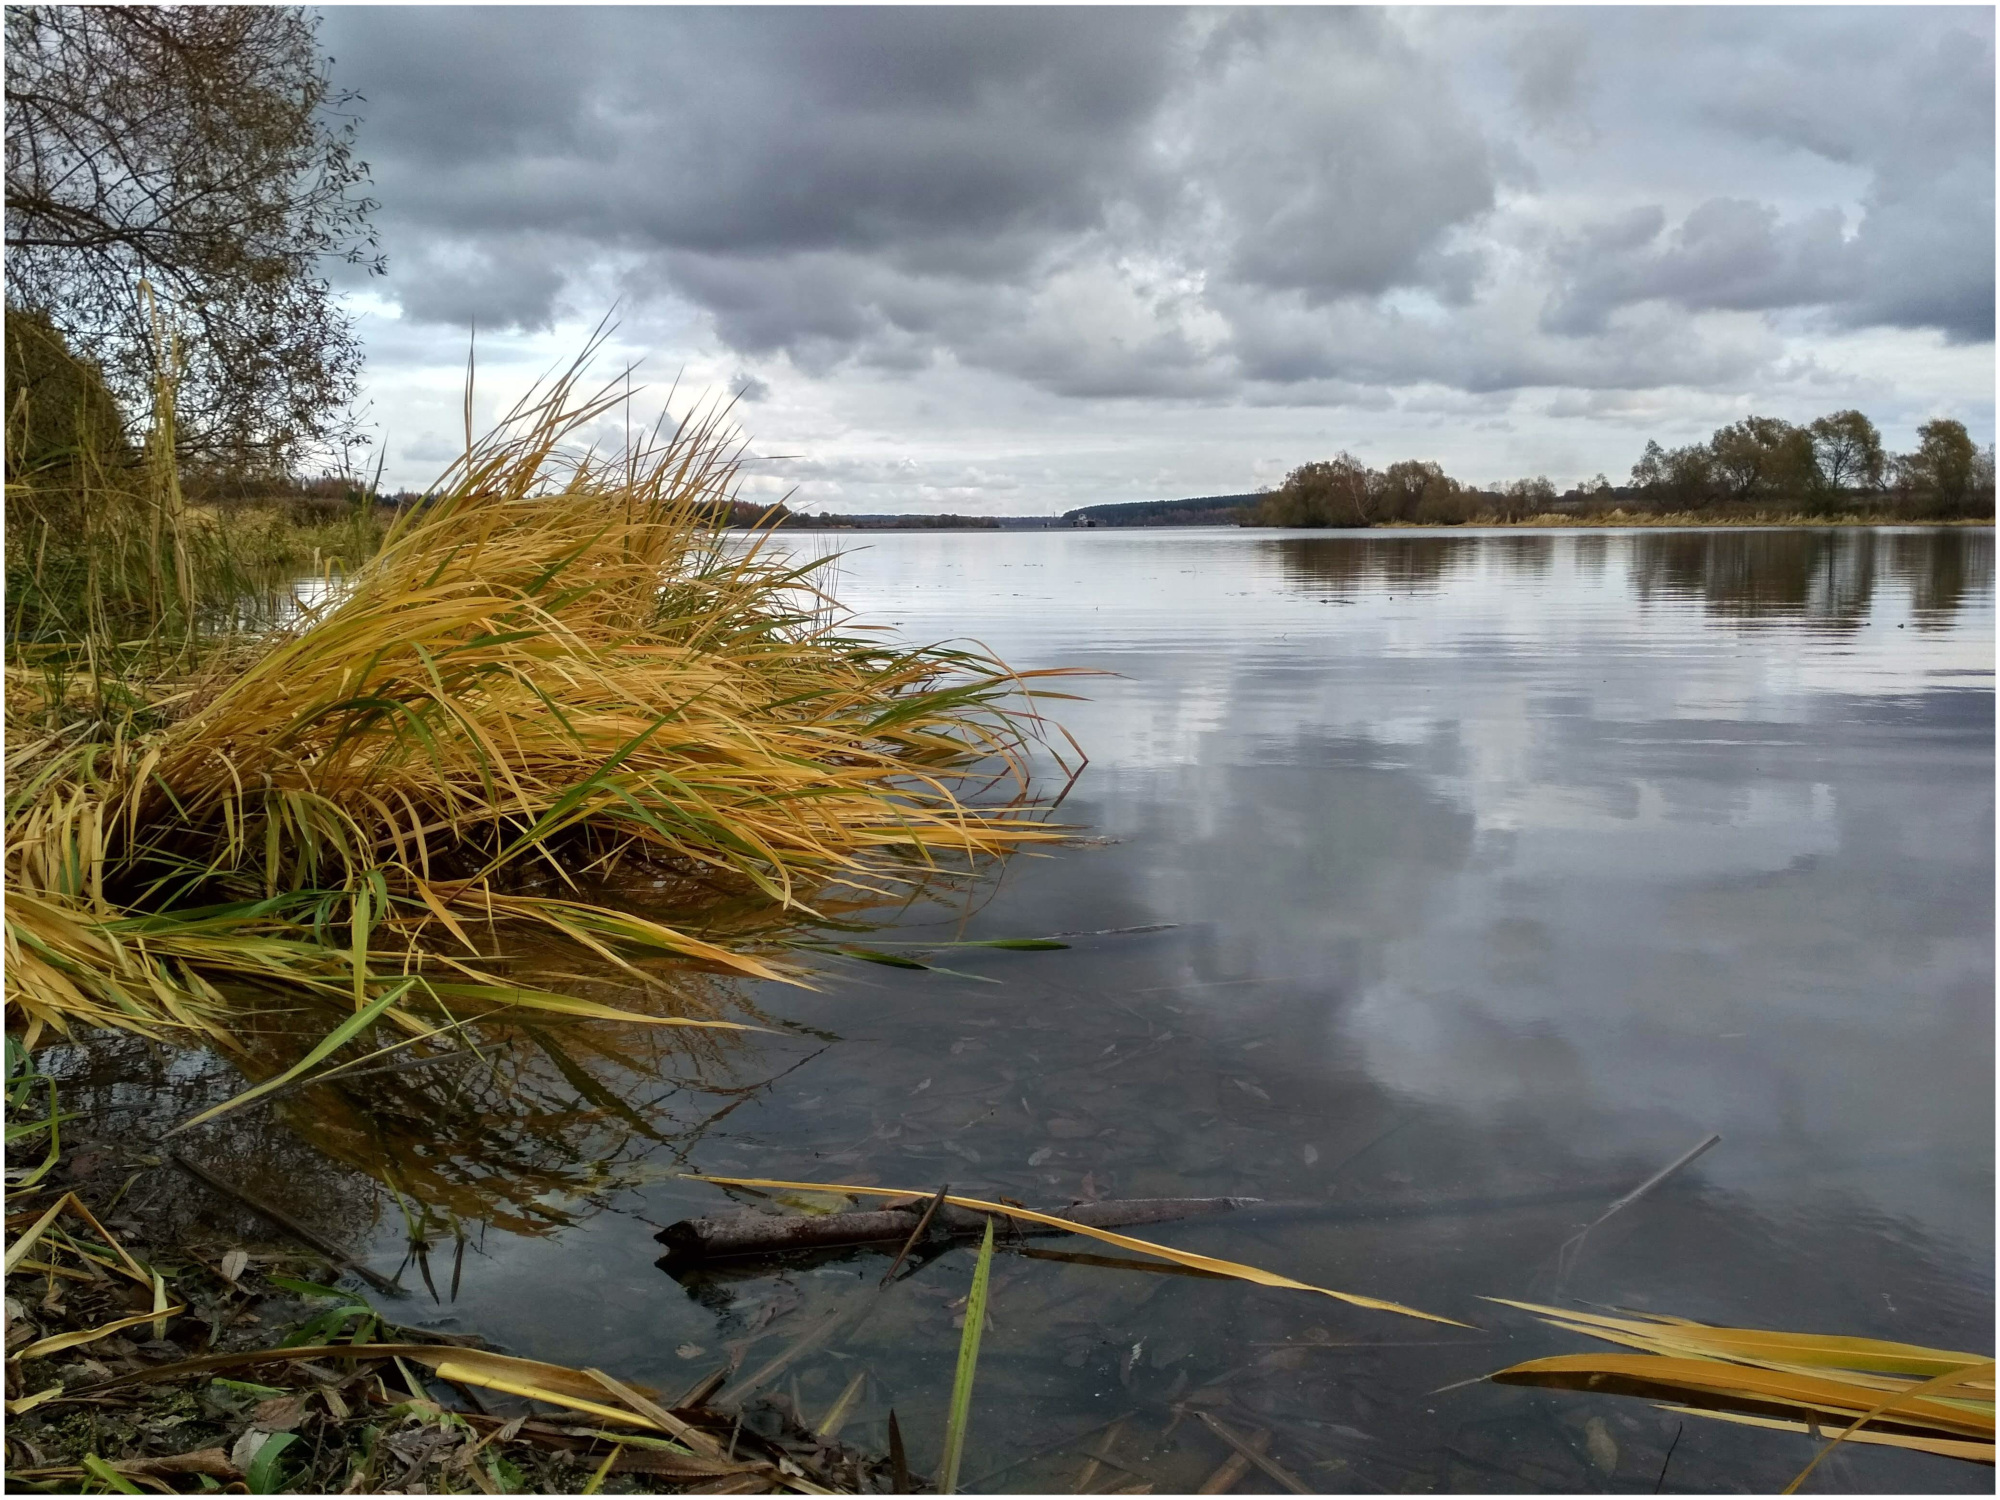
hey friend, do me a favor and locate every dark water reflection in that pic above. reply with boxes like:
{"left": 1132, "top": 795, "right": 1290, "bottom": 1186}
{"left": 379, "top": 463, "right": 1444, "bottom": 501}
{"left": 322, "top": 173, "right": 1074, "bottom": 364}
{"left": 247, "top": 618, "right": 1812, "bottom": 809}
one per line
{"left": 80, "top": 527, "right": 1992, "bottom": 1493}
{"left": 1627, "top": 526, "right": 1995, "bottom": 629}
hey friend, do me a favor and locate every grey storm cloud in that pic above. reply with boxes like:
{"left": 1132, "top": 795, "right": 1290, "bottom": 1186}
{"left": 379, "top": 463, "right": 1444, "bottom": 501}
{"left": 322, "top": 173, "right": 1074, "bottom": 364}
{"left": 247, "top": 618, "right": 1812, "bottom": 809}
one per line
{"left": 392, "top": 236, "right": 569, "bottom": 332}
{"left": 320, "top": 5, "right": 1994, "bottom": 402}
{"left": 1538, "top": 9, "right": 1996, "bottom": 345}
{"left": 1542, "top": 199, "right": 1859, "bottom": 336}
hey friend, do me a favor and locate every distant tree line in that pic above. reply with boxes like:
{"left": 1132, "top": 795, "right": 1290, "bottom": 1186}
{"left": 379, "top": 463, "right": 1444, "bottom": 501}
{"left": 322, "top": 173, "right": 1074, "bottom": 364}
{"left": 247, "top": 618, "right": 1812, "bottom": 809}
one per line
{"left": 1065, "top": 494, "right": 1261, "bottom": 527}
{"left": 702, "top": 500, "right": 1001, "bottom": 530}
{"left": 1253, "top": 410, "right": 1995, "bottom": 527}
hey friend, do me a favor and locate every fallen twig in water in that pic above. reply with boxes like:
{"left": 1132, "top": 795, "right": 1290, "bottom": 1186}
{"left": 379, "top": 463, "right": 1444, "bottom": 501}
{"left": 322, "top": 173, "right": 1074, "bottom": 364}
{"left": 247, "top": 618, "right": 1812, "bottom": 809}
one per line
{"left": 1555, "top": 1133, "right": 1720, "bottom": 1284}
{"left": 1191, "top": 1410, "right": 1313, "bottom": 1495}
{"left": 168, "top": 1151, "right": 403, "bottom": 1297}
{"left": 1196, "top": 1421, "right": 1269, "bottom": 1494}
{"left": 879, "top": 1181, "right": 952, "bottom": 1286}
{"left": 660, "top": 1194, "right": 1257, "bottom": 1266}
{"left": 691, "top": 1174, "right": 1464, "bottom": 1325}
{"left": 1071, "top": 1417, "right": 1128, "bottom": 1494}
{"left": 960, "top": 1412, "right": 1132, "bottom": 1493}
{"left": 717, "top": 1307, "right": 849, "bottom": 1408}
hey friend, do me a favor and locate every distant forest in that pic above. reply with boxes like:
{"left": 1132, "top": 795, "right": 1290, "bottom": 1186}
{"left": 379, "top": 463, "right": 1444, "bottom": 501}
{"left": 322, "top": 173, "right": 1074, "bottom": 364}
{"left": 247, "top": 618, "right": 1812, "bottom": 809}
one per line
{"left": 700, "top": 410, "right": 1994, "bottom": 531}
{"left": 707, "top": 502, "right": 1002, "bottom": 530}
{"left": 1253, "top": 410, "right": 1994, "bottom": 527}
{"left": 1063, "top": 494, "right": 1260, "bottom": 527}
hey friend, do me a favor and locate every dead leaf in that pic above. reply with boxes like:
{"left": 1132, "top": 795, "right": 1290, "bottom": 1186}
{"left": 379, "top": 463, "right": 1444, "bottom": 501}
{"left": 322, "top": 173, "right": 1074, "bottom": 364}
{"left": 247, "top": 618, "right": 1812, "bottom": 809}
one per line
{"left": 252, "top": 1393, "right": 309, "bottom": 1431}
{"left": 220, "top": 1250, "right": 250, "bottom": 1284}
{"left": 230, "top": 1429, "right": 271, "bottom": 1473}
{"left": 115, "top": 1448, "right": 241, "bottom": 1481}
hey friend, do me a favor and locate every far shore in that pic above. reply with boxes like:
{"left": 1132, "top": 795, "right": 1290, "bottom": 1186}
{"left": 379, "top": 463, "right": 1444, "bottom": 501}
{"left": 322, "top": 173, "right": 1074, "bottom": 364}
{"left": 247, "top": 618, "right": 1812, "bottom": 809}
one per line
{"left": 767, "top": 512, "right": 1995, "bottom": 532}
{"left": 1365, "top": 511, "right": 1996, "bottom": 530}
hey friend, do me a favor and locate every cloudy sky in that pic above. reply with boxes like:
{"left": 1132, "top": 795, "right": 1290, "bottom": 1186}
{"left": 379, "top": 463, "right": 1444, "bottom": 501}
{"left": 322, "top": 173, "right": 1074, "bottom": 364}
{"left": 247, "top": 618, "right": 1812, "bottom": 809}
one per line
{"left": 319, "top": 6, "right": 1995, "bottom": 513}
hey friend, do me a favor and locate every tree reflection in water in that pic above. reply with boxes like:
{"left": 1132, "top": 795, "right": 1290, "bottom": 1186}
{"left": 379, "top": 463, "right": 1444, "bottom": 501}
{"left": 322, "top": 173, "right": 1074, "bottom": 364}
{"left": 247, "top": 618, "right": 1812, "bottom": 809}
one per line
{"left": 36, "top": 866, "right": 999, "bottom": 1285}
{"left": 1267, "top": 526, "right": 1992, "bottom": 629}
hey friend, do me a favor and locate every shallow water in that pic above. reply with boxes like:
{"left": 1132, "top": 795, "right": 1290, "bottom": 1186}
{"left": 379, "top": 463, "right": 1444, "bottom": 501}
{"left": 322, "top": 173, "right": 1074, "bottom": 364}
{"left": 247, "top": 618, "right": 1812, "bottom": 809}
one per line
{"left": 77, "top": 526, "right": 1997, "bottom": 1492}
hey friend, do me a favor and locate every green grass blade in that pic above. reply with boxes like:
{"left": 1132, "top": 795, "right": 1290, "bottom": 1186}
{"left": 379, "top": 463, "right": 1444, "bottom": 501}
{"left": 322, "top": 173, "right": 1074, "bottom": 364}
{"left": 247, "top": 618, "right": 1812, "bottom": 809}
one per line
{"left": 164, "top": 979, "right": 413, "bottom": 1136}
{"left": 245, "top": 1431, "right": 299, "bottom": 1494}
{"left": 80, "top": 1455, "right": 142, "bottom": 1494}
{"left": 837, "top": 947, "right": 931, "bottom": 970}
{"left": 939, "top": 1216, "right": 994, "bottom": 1495}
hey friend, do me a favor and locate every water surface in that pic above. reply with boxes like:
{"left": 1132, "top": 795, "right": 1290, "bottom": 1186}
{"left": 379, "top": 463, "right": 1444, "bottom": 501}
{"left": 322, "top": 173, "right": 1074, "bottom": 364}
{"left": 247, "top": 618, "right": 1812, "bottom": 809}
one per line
{"left": 88, "top": 527, "right": 1999, "bottom": 1492}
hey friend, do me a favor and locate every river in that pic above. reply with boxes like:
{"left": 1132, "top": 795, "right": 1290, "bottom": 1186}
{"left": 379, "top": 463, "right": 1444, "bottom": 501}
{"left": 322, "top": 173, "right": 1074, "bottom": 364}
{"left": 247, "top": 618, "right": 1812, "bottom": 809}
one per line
{"left": 66, "top": 525, "right": 1997, "bottom": 1492}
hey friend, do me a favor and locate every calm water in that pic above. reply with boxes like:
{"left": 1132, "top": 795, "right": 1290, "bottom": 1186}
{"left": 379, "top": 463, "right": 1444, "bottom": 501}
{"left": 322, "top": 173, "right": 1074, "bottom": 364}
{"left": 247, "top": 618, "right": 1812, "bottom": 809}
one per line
{"left": 74, "top": 527, "right": 1997, "bottom": 1492}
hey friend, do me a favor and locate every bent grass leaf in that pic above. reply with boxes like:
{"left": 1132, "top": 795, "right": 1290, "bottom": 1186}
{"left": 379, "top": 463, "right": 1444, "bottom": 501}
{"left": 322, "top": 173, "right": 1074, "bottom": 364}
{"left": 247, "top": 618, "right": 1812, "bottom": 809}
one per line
{"left": 1786, "top": 1360, "right": 1998, "bottom": 1492}
{"left": 1487, "top": 1300, "right": 1989, "bottom": 1382}
{"left": 165, "top": 981, "right": 414, "bottom": 1136}
{"left": 5, "top": 1191, "right": 151, "bottom": 1285}
{"left": 76, "top": 1340, "right": 693, "bottom": 1441}
{"left": 691, "top": 1174, "right": 1464, "bottom": 1326}
{"left": 416, "top": 1348, "right": 678, "bottom": 1431}
{"left": 1657, "top": 1405, "right": 1994, "bottom": 1464}
{"left": 12, "top": 1303, "right": 189, "bottom": 1362}
{"left": 422, "top": 982, "right": 765, "bottom": 1031}
{"left": 79, "top": 1455, "right": 142, "bottom": 1494}
{"left": 1485, "top": 1300, "right": 1995, "bottom": 1473}
{"left": 836, "top": 947, "right": 931, "bottom": 970}
{"left": 817, "top": 938, "right": 1069, "bottom": 952}
{"left": 5, "top": 1193, "right": 74, "bottom": 1275}
{"left": 1488, "top": 1354, "right": 1994, "bottom": 1440}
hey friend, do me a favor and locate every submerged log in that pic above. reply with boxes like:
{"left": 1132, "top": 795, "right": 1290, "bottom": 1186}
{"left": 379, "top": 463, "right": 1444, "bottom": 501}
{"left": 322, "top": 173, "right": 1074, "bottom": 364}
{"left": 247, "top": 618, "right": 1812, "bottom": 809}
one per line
{"left": 655, "top": 1195, "right": 1256, "bottom": 1266}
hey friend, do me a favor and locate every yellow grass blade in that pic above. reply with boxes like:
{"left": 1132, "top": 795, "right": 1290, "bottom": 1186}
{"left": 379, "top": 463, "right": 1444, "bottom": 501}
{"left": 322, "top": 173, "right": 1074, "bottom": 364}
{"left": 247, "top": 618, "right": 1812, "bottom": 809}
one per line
{"left": 11, "top": 1303, "right": 187, "bottom": 1362}
{"left": 1785, "top": 1359, "right": 1997, "bottom": 1492}
{"left": 8, "top": 334, "right": 1072, "bottom": 1048}
{"left": 584, "top": 1367, "right": 727, "bottom": 1458}
{"left": 1487, "top": 1299, "right": 1988, "bottom": 1379}
{"left": 693, "top": 1174, "right": 1465, "bottom": 1326}
{"left": 4, "top": 1193, "right": 74, "bottom": 1275}
{"left": 1489, "top": 1353, "right": 1994, "bottom": 1440}
{"left": 1658, "top": 1405, "right": 1995, "bottom": 1464}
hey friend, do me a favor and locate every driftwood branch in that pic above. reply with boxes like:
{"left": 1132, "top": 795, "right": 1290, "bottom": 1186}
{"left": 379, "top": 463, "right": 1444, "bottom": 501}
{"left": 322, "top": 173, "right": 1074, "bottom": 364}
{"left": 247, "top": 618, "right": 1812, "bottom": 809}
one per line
{"left": 656, "top": 1195, "right": 1255, "bottom": 1267}
{"left": 1556, "top": 1132, "right": 1722, "bottom": 1286}
{"left": 660, "top": 1176, "right": 1696, "bottom": 1271}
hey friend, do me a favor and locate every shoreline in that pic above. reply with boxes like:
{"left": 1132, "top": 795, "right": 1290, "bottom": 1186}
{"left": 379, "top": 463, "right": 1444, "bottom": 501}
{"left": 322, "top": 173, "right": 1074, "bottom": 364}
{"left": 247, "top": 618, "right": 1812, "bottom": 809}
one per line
{"left": 1365, "top": 512, "right": 1996, "bottom": 530}
{"left": 758, "top": 514, "right": 1995, "bottom": 534}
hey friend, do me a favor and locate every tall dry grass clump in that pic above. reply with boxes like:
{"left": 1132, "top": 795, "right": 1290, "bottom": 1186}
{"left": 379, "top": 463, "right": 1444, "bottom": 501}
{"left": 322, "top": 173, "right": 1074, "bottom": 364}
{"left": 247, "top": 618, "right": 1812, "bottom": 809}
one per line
{"left": 5, "top": 350, "right": 1073, "bottom": 1049}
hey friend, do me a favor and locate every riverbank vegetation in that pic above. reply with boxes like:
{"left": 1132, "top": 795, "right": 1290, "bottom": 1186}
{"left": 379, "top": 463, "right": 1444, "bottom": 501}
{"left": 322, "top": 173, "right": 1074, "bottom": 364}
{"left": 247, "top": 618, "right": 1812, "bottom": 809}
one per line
{"left": 1252, "top": 408, "right": 1996, "bottom": 528}
{"left": 5, "top": 313, "right": 1075, "bottom": 1060}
